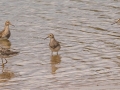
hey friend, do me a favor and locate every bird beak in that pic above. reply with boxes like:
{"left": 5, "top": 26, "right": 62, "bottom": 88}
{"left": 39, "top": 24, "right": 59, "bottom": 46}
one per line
{"left": 11, "top": 24, "right": 15, "bottom": 27}
{"left": 111, "top": 22, "right": 116, "bottom": 25}
{"left": 10, "top": 23, "right": 15, "bottom": 27}
{"left": 44, "top": 37, "right": 48, "bottom": 40}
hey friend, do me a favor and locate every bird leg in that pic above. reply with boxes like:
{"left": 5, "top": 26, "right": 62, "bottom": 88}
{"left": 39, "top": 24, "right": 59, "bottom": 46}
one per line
{"left": 51, "top": 51, "right": 53, "bottom": 56}
{"left": 1, "top": 58, "right": 3, "bottom": 64}
{"left": 4, "top": 58, "right": 8, "bottom": 64}
{"left": 1, "top": 58, "right": 7, "bottom": 64}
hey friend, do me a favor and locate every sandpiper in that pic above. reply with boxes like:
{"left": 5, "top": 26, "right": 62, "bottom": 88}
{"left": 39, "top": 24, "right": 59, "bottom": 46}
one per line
{"left": 45, "top": 33, "right": 61, "bottom": 55}
{"left": 111, "top": 19, "right": 120, "bottom": 25}
{"left": 0, "top": 21, "right": 14, "bottom": 39}
{"left": 0, "top": 46, "right": 19, "bottom": 64}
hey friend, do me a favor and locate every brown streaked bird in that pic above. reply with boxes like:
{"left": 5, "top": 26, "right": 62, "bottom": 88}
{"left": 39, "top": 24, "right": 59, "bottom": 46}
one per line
{"left": 0, "top": 21, "right": 14, "bottom": 39}
{"left": 45, "top": 33, "right": 61, "bottom": 55}
{"left": 111, "top": 19, "right": 120, "bottom": 25}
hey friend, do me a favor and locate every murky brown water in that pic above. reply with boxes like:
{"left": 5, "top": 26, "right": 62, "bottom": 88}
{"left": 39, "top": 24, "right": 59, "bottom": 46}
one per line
{"left": 0, "top": 0, "right": 120, "bottom": 90}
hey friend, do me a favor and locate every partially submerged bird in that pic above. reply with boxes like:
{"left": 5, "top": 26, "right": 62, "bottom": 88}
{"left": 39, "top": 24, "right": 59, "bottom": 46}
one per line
{"left": 0, "top": 21, "right": 14, "bottom": 39}
{"left": 111, "top": 19, "right": 120, "bottom": 25}
{"left": 45, "top": 33, "right": 61, "bottom": 55}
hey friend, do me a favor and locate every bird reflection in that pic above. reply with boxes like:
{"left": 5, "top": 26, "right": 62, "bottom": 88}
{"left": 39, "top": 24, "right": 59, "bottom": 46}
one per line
{"left": 50, "top": 55, "right": 61, "bottom": 74}
{"left": 0, "top": 38, "right": 11, "bottom": 49}
{"left": 0, "top": 39, "right": 16, "bottom": 83}
{"left": 0, "top": 62, "right": 14, "bottom": 83}
{"left": 0, "top": 39, "right": 19, "bottom": 65}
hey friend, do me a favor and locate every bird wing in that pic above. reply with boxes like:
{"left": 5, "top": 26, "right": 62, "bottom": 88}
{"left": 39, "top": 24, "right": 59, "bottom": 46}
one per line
{"left": 49, "top": 40, "right": 60, "bottom": 49}
{"left": 0, "top": 30, "right": 4, "bottom": 38}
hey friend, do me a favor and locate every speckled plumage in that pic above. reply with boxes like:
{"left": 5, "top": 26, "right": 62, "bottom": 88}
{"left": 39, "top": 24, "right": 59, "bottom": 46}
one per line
{"left": 0, "top": 21, "right": 14, "bottom": 39}
{"left": 45, "top": 33, "right": 61, "bottom": 55}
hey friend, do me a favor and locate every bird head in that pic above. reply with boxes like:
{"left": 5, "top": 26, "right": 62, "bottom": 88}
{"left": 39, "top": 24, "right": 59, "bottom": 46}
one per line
{"left": 45, "top": 33, "right": 54, "bottom": 39}
{"left": 5, "top": 21, "right": 15, "bottom": 26}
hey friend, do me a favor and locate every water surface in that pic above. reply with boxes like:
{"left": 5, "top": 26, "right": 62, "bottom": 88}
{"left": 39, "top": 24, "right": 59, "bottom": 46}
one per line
{"left": 0, "top": 0, "right": 120, "bottom": 90}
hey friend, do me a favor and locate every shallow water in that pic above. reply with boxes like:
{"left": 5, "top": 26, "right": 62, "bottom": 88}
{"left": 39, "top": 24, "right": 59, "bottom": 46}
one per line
{"left": 0, "top": 0, "right": 120, "bottom": 90}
